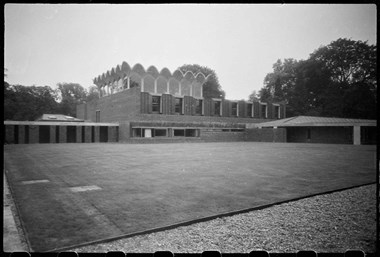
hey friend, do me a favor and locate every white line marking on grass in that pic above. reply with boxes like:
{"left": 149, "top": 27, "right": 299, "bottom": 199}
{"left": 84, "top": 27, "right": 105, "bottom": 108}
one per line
{"left": 21, "top": 180, "right": 50, "bottom": 185}
{"left": 69, "top": 185, "right": 102, "bottom": 192}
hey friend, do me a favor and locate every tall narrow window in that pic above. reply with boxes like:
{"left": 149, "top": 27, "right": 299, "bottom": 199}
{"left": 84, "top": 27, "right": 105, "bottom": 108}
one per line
{"left": 96, "top": 110, "right": 100, "bottom": 122}
{"left": 261, "top": 104, "right": 267, "bottom": 118}
{"left": 195, "top": 99, "right": 203, "bottom": 115}
{"left": 231, "top": 102, "right": 238, "bottom": 116}
{"left": 247, "top": 103, "right": 253, "bottom": 117}
{"left": 274, "top": 105, "right": 280, "bottom": 119}
{"left": 175, "top": 98, "right": 183, "bottom": 114}
{"left": 214, "top": 101, "right": 221, "bottom": 116}
{"left": 152, "top": 96, "right": 161, "bottom": 113}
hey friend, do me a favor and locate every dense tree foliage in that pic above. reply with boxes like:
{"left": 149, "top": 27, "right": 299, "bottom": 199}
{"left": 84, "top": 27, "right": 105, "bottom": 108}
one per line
{"left": 178, "top": 64, "right": 226, "bottom": 99}
{"left": 4, "top": 83, "right": 59, "bottom": 120}
{"left": 56, "top": 83, "right": 87, "bottom": 117}
{"left": 257, "top": 38, "right": 376, "bottom": 119}
{"left": 3, "top": 81, "right": 97, "bottom": 121}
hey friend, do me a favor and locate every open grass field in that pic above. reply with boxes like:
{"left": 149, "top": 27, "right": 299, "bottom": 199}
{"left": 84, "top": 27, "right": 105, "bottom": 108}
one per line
{"left": 4, "top": 142, "right": 376, "bottom": 252}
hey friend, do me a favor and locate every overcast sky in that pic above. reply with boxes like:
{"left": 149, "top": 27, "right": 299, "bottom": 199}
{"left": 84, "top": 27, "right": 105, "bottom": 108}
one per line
{"left": 4, "top": 4, "right": 377, "bottom": 100}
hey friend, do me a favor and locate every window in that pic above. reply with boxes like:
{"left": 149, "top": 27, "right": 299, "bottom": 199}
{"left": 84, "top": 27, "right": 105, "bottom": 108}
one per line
{"left": 154, "top": 129, "right": 167, "bottom": 137}
{"left": 96, "top": 110, "right": 100, "bottom": 122}
{"left": 132, "top": 128, "right": 144, "bottom": 137}
{"left": 247, "top": 103, "right": 253, "bottom": 117}
{"left": 152, "top": 96, "right": 161, "bottom": 113}
{"left": 261, "top": 103, "right": 267, "bottom": 118}
{"left": 175, "top": 98, "right": 183, "bottom": 114}
{"left": 185, "top": 129, "right": 198, "bottom": 137}
{"left": 195, "top": 99, "right": 203, "bottom": 115}
{"left": 231, "top": 102, "right": 238, "bottom": 116}
{"left": 174, "top": 129, "right": 185, "bottom": 137}
{"left": 274, "top": 105, "right": 280, "bottom": 119}
{"left": 307, "top": 128, "right": 311, "bottom": 140}
{"left": 173, "top": 129, "right": 199, "bottom": 137}
{"left": 214, "top": 101, "right": 221, "bottom": 116}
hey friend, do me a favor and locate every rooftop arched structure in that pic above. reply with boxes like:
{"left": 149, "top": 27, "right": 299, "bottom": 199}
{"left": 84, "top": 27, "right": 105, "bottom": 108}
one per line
{"left": 93, "top": 61, "right": 210, "bottom": 98}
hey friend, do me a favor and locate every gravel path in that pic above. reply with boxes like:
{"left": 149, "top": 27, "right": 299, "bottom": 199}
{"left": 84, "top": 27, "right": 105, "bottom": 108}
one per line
{"left": 72, "top": 184, "right": 376, "bottom": 253}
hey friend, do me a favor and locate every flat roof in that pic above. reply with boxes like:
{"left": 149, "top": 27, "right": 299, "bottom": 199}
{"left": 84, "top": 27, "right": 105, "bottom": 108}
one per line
{"left": 251, "top": 116, "right": 376, "bottom": 128}
{"left": 4, "top": 121, "right": 119, "bottom": 126}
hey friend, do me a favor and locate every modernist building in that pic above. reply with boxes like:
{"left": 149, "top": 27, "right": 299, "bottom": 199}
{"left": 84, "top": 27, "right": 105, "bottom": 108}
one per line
{"left": 76, "top": 61, "right": 286, "bottom": 142}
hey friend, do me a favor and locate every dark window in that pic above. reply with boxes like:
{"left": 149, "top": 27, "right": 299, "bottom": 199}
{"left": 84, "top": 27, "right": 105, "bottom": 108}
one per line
{"left": 214, "top": 101, "right": 221, "bottom": 116}
{"left": 154, "top": 129, "right": 167, "bottom": 137}
{"left": 261, "top": 104, "right": 267, "bottom": 118}
{"left": 152, "top": 96, "right": 161, "bottom": 113}
{"left": 67, "top": 126, "right": 77, "bottom": 143}
{"left": 231, "top": 102, "right": 238, "bottom": 116}
{"left": 100, "top": 126, "right": 108, "bottom": 142}
{"left": 247, "top": 103, "right": 253, "bottom": 117}
{"left": 195, "top": 99, "right": 203, "bottom": 115}
{"left": 174, "top": 129, "right": 185, "bottom": 137}
{"left": 175, "top": 98, "right": 183, "bottom": 114}
{"left": 55, "top": 126, "right": 59, "bottom": 143}
{"left": 274, "top": 105, "right": 280, "bottom": 119}
{"left": 185, "top": 129, "right": 197, "bottom": 137}
{"left": 39, "top": 125, "right": 50, "bottom": 143}
{"left": 307, "top": 128, "right": 311, "bottom": 140}
{"left": 91, "top": 126, "right": 95, "bottom": 142}
{"left": 81, "top": 126, "right": 85, "bottom": 143}
{"left": 132, "top": 128, "right": 144, "bottom": 137}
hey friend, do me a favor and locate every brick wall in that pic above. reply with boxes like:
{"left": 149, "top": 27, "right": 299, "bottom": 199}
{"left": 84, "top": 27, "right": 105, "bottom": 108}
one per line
{"left": 246, "top": 128, "right": 287, "bottom": 142}
{"left": 200, "top": 131, "right": 246, "bottom": 142}
{"left": 84, "top": 87, "right": 141, "bottom": 122}
{"left": 81, "top": 88, "right": 285, "bottom": 123}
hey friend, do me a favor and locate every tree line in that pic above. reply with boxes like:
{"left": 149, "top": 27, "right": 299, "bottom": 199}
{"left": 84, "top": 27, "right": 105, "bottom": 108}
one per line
{"left": 249, "top": 38, "right": 377, "bottom": 119}
{"left": 4, "top": 82, "right": 99, "bottom": 121}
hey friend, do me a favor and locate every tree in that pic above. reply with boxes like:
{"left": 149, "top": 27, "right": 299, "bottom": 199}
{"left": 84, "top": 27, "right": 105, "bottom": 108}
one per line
{"left": 56, "top": 83, "right": 87, "bottom": 117}
{"left": 4, "top": 83, "right": 59, "bottom": 120}
{"left": 178, "top": 64, "right": 225, "bottom": 99}
{"left": 261, "top": 58, "right": 298, "bottom": 103}
{"left": 256, "top": 38, "right": 377, "bottom": 119}
{"left": 310, "top": 38, "right": 377, "bottom": 89}
{"left": 248, "top": 90, "right": 259, "bottom": 101}
{"left": 86, "top": 85, "right": 100, "bottom": 102}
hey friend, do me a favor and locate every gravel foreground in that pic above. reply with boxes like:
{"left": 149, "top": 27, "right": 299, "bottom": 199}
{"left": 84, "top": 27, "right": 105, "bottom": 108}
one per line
{"left": 72, "top": 184, "right": 376, "bottom": 253}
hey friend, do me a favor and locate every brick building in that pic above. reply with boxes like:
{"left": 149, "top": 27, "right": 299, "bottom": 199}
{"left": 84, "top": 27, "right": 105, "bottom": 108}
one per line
{"left": 251, "top": 116, "right": 377, "bottom": 145}
{"left": 76, "top": 61, "right": 286, "bottom": 142}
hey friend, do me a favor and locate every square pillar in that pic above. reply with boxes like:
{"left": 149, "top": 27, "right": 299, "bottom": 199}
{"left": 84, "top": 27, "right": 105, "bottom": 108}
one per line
{"left": 29, "top": 125, "right": 39, "bottom": 144}
{"left": 118, "top": 122, "right": 130, "bottom": 142}
{"left": 353, "top": 126, "right": 361, "bottom": 145}
{"left": 50, "top": 126, "right": 56, "bottom": 143}
{"left": 94, "top": 126, "right": 100, "bottom": 142}
{"left": 108, "top": 126, "right": 118, "bottom": 142}
{"left": 59, "top": 126, "right": 67, "bottom": 143}
{"left": 76, "top": 126, "right": 82, "bottom": 143}
{"left": 84, "top": 126, "right": 92, "bottom": 143}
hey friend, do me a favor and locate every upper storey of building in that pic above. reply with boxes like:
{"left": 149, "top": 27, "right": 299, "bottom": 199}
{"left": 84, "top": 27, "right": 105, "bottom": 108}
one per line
{"left": 93, "top": 61, "right": 209, "bottom": 98}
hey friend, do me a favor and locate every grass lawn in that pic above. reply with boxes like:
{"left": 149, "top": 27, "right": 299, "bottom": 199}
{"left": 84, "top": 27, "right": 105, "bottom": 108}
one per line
{"left": 4, "top": 142, "right": 376, "bottom": 251}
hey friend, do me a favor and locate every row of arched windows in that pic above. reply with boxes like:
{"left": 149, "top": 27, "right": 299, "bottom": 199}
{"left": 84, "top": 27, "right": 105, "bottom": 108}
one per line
{"left": 95, "top": 62, "right": 208, "bottom": 98}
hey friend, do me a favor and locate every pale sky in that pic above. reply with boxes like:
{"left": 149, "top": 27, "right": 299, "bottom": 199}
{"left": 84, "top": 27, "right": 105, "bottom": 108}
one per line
{"left": 4, "top": 4, "right": 377, "bottom": 100}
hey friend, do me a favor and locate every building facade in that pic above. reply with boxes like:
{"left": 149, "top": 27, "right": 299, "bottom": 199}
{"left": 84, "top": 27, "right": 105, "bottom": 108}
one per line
{"left": 251, "top": 116, "right": 377, "bottom": 145}
{"left": 76, "top": 61, "right": 286, "bottom": 142}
